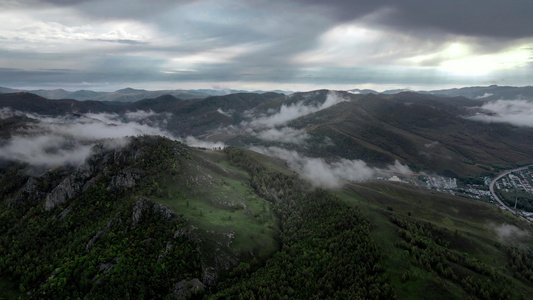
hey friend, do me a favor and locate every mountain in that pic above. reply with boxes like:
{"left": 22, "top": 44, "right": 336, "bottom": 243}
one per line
{"left": 1, "top": 88, "right": 533, "bottom": 298}
{"left": 346, "top": 88, "right": 378, "bottom": 94}
{"left": 0, "top": 92, "right": 117, "bottom": 114}
{"left": 1, "top": 135, "right": 532, "bottom": 298}
{"left": 381, "top": 88, "right": 414, "bottom": 94}
{"left": 0, "top": 86, "right": 294, "bottom": 103}
{"left": 0, "top": 87, "right": 22, "bottom": 94}
{"left": 132, "top": 89, "right": 531, "bottom": 178}
{"left": 284, "top": 91, "right": 533, "bottom": 176}
{"left": 425, "top": 85, "right": 533, "bottom": 100}
{"left": 2, "top": 90, "right": 533, "bottom": 179}
{"left": 3, "top": 84, "right": 532, "bottom": 102}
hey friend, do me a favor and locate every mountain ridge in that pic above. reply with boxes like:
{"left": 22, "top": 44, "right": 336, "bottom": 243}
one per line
{"left": 2, "top": 84, "right": 532, "bottom": 103}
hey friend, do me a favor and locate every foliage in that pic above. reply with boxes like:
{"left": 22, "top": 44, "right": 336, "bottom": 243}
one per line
{"left": 507, "top": 246, "right": 533, "bottom": 284}
{"left": 390, "top": 214, "right": 516, "bottom": 299}
{"left": 0, "top": 136, "right": 203, "bottom": 299}
{"left": 213, "top": 147, "right": 396, "bottom": 299}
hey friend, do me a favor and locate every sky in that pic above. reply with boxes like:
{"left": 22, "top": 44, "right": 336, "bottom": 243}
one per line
{"left": 1, "top": 0, "right": 532, "bottom": 92}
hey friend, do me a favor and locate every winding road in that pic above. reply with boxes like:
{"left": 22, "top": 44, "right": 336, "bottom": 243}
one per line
{"left": 489, "top": 165, "right": 533, "bottom": 223}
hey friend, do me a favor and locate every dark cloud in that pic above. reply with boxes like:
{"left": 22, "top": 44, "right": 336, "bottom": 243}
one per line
{"left": 294, "top": 0, "right": 533, "bottom": 38}
{"left": 1, "top": 0, "right": 532, "bottom": 90}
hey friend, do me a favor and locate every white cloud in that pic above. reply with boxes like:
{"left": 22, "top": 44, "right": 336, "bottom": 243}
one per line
{"left": 424, "top": 141, "right": 439, "bottom": 148}
{"left": 250, "top": 146, "right": 412, "bottom": 189}
{"left": 256, "top": 127, "right": 310, "bottom": 144}
{"left": 217, "top": 108, "right": 233, "bottom": 117}
{"left": 179, "top": 136, "right": 225, "bottom": 149}
{"left": 0, "top": 109, "right": 173, "bottom": 167}
{"left": 490, "top": 223, "right": 530, "bottom": 244}
{"left": 466, "top": 100, "right": 533, "bottom": 127}
{"left": 0, "top": 9, "right": 154, "bottom": 52}
{"left": 475, "top": 93, "right": 493, "bottom": 99}
{"left": 244, "top": 91, "right": 347, "bottom": 128}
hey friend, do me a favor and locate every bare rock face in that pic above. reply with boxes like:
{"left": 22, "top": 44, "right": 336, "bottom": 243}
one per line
{"left": 132, "top": 198, "right": 177, "bottom": 227}
{"left": 10, "top": 177, "right": 47, "bottom": 207}
{"left": 202, "top": 267, "right": 218, "bottom": 288}
{"left": 131, "top": 198, "right": 149, "bottom": 227}
{"left": 43, "top": 141, "right": 148, "bottom": 211}
{"left": 9, "top": 168, "right": 69, "bottom": 207}
{"left": 45, "top": 174, "right": 90, "bottom": 210}
{"left": 44, "top": 162, "right": 97, "bottom": 210}
{"left": 152, "top": 202, "right": 178, "bottom": 221}
{"left": 86, "top": 217, "right": 117, "bottom": 251}
{"left": 110, "top": 168, "right": 142, "bottom": 189}
{"left": 172, "top": 278, "right": 205, "bottom": 299}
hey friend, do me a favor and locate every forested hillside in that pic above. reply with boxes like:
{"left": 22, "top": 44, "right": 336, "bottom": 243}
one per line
{"left": 2, "top": 87, "right": 533, "bottom": 298}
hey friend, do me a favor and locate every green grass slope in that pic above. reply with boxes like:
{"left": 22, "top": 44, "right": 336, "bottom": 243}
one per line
{"left": 340, "top": 180, "right": 533, "bottom": 299}
{"left": 288, "top": 93, "right": 533, "bottom": 177}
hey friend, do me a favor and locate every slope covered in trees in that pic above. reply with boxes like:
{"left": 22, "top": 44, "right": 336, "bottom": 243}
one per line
{"left": 1, "top": 135, "right": 533, "bottom": 298}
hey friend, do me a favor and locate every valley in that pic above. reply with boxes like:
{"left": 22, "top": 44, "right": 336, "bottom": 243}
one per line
{"left": 3, "top": 0, "right": 532, "bottom": 298}
{"left": 0, "top": 89, "right": 533, "bottom": 299}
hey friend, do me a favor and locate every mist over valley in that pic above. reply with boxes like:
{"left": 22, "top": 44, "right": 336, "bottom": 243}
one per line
{"left": 2, "top": 0, "right": 533, "bottom": 298}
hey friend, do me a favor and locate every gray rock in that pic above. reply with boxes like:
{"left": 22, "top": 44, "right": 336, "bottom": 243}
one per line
{"left": 157, "top": 241, "right": 174, "bottom": 262}
{"left": 86, "top": 217, "right": 116, "bottom": 251}
{"left": 172, "top": 278, "right": 205, "bottom": 299}
{"left": 97, "top": 262, "right": 115, "bottom": 274}
{"left": 131, "top": 198, "right": 149, "bottom": 227}
{"left": 110, "top": 168, "right": 141, "bottom": 189}
{"left": 202, "top": 267, "right": 218, "bottom": 288}
{"left": 152, "top": 202, "right": 177, "bottom": 221}
{"left": 44, "top": 163, "right": 96, "bottom": 210}
{"left": 56, "top": 207, "right": 70, "bottom": 220}
{"left": 9, "top": 177, "right": 46, "bottom": 207}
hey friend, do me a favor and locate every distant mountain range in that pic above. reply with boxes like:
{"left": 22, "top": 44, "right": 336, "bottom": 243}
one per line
{"left": 1, "top": 85, "right": 532, "bottom": 103}
{"left": 2, "top": 88, "right": 533, "bottom": 298}
{"left": 347, "top": 85, "right": 533, "bottom": 100}
{"left": 0, "top": 86, "right": 294, "bottom": 102}
{"left": 2, "top": 90, "right": 532, "bottom": 178}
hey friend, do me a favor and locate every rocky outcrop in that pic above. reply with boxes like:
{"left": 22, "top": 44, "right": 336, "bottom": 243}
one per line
{"left": 44, "top": 163, "right": 95, "bottom": 210}
{"left": 132, "top": 198, "right": 178, "bottom": 227}
{"left": 172, "top": 278, "right": 205, "bottom": 299}
{"left": 152, "top": 202, "right": 178, "bottom": 221}
{"left": 10, "top": 177, "right": 47, "bottom": 207}
{"left": 9, "top": 168, "right": 69, "bottom": 207}
{"left": 86, "top": 217, "right": 117, "bottom": 251}
{"left": 131, "top": 198, "right": 149, "bottom": 227}
{"left": 110, "top": 168, "right": 142, "bottom": 189}
{"left": 157, "top": 241, "right": 174, "bottom": 263}
{"left": 202, "top": 267, "right": 218, "bottom": 288}
{"left": 43, "top": 141, "right": 148, "bottom": 211}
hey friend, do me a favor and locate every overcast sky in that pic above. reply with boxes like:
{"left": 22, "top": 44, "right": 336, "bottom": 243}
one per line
{"left": 1, "top": 0, "right": 532, "bottom": 92}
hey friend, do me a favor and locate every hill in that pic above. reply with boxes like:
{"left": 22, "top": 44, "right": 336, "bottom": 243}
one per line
{"left": 427, "top": 85, "right": 533, "bottom": 101}
{"left": 1, "top": 136, "right": 532, "bottom": 299}
{"left": 285, "top": 92, "right": 533, "bottom": 176}
{"left": 0, "top": 93, "right": 117, "bottom": 114}
{"left": 2, "top": 90, "right": 533, "bottom": 179}
{"left": 0, "top": 86, "right": 293, "bottom": 102}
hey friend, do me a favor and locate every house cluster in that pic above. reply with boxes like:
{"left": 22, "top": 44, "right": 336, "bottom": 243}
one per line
{"left": 495, "top": 169, "right": 533, "bottom": 193}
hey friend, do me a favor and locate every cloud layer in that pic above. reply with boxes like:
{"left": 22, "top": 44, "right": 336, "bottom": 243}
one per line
{"left": 466, "top": 100, "right": 533, "bottom": 127}
{"left": 250, "top": 146, "right": 413, "bottom": 188}
{"left": 245, "top": 91, "right": 347, "bottom": 129}
{"left": 1, "top": 0, "right": 532, "bottom": 91}
{"left": 0, "top": 109, "right": 172, "bottom": 166}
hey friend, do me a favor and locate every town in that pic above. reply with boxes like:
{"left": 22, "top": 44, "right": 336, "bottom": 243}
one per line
{"left": 385, "top": 167, "right": 533, "bottom": 222}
